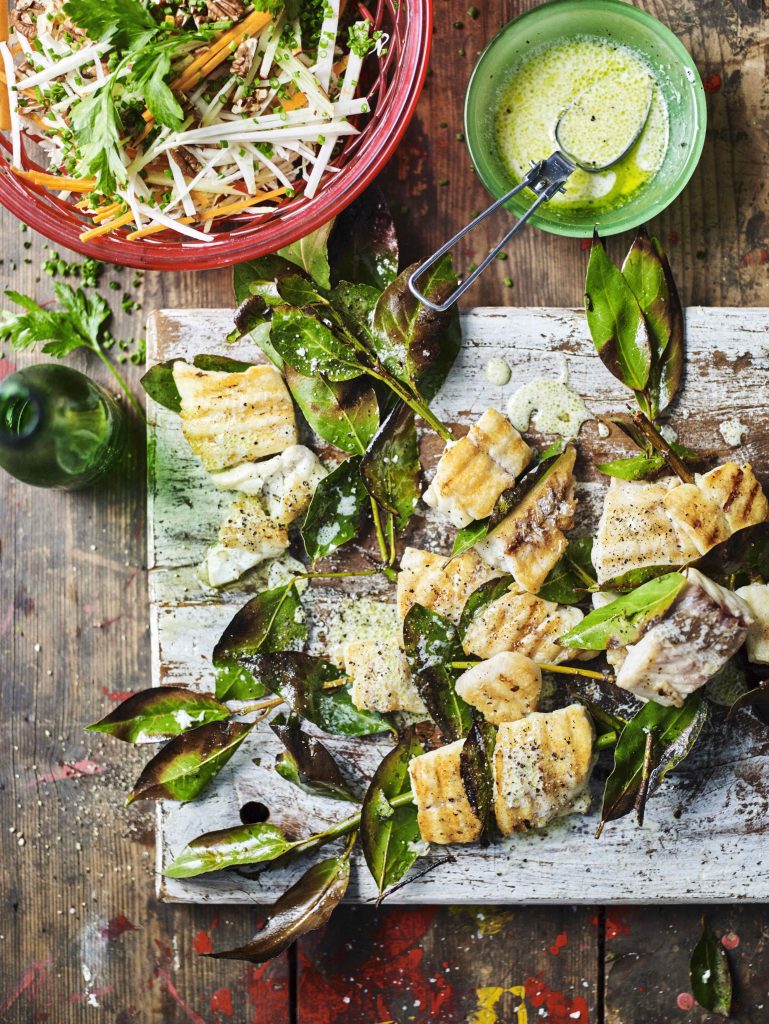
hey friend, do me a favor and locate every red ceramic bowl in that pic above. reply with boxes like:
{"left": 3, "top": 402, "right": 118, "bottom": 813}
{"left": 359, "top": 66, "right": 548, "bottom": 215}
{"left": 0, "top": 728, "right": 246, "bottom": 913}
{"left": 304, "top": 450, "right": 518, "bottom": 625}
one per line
{"left": 0, "top": 0, "right": 431, "bottom": 271}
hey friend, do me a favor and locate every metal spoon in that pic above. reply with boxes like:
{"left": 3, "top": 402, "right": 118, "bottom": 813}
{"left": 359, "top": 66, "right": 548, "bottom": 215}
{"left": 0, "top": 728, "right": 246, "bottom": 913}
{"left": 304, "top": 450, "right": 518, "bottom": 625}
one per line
{"left": 408, "top": 76, "right": 654, "bottom": 312}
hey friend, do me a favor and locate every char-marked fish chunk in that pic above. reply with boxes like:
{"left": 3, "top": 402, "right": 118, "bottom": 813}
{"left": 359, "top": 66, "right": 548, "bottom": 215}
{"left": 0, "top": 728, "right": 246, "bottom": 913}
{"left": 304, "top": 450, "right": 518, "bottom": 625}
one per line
{"left": 462, "top": 585, "right": 585, "bottom": 664}
{"left": 455, "top": 651, "right": 542, "bottom": 725}
{"left": 735, "top": 584, "right": 769, "bottom": 664}
{"left": 211, "top": 445, "right": 327, "bottom": 525}
{"left": 591, "top": 476, "right": 700, "bottom": 584}
{"left": 396, "top": 547, "right": 501, "bottom": 625}
{"left": 408, "top": 739, "right": 482, "bottom": 845}
{"left": 663, "top": 462, "right": 769, "bottom": 556}
{"left": 423, "top": 409, "right": 533, "bottom": 528}
{"left": 173, "top": 361, "right": 297, "bottom": 472}
{"left": 342, "top": 640, "right": 427, "bottom": 715}
{"left": 615, "top": 568, "right": 753, "bottom": 706}
{"left": 475, "top": 446, "right": 577, "bottom": 593}
{"left": 205, "top": 496, "right": 289, "bottom": 586}
{"left": 493, "top": 705, "right": 595, "bottom": 834}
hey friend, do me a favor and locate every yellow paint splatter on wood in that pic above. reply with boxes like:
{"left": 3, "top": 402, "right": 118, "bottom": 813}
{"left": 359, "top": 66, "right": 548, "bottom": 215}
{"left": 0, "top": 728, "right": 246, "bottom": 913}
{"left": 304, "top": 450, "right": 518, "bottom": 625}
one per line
{"left": 468, "top": 985, "right": 528, "bottom": 1024}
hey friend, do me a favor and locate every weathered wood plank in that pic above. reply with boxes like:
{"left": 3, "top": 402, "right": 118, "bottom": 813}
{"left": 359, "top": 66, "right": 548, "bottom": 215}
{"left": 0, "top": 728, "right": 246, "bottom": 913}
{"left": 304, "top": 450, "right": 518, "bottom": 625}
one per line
{"left": 604, "top": 905, "right": 769, "bottom": 1024}
{"left": 149, "top": 305, "right": 769, "bottom": 905}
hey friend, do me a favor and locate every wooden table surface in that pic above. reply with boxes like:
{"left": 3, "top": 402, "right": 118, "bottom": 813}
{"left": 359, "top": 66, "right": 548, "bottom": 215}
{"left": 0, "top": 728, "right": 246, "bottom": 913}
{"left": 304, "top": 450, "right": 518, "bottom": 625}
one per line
{"left": 1, "top": 1, "right": 768, "bottom": 1020}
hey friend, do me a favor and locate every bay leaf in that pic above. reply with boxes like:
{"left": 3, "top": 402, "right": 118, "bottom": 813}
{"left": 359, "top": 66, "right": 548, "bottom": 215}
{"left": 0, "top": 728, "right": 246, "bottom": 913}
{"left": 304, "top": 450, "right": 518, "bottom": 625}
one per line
{"left": 165, "top": 821, "right": 294, "bottom": 878}
{"left": 213, "top": 580, "right": 306, "bottom": 668}
{"left": 208, "top": 851, "right": 350, "bottom": 962}
{"left": 88, "top": 686, "right": 229, "bottom": 743}
{"left": 558, "top": 572, "right": 687, "bottom": 651}
{"left": 127, "top": 720, "right": 253, "bottom": 804}
{"left": 585, "top": 231, "right": 652, "bottom": 392}
{"left": 403, "top": 604, "right": 472, "bottom": 741}
{"left": 271, "top": 713, "right": 357, "bottom": 801}
{"left": 237, "top": 652, "right": 391, "bottom": 736}
{"left": 690, "top": 918, "right": 733, "bottom": 1016}
{"left": 361, "top": 729, "right": 424, "bottom": 896}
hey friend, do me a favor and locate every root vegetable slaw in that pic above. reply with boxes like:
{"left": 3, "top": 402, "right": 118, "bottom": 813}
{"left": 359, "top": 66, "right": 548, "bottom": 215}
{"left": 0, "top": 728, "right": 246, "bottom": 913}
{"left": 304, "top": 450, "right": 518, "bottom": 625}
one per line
{"left": 1, "top": 0, "right": 384, "bottom": 241}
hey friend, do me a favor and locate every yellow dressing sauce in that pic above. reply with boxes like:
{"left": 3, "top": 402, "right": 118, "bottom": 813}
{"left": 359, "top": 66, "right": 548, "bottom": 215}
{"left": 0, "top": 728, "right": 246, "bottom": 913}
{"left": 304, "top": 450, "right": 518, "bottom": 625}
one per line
{"left": 495, "top": 36, "right": 669, "bottom": 211}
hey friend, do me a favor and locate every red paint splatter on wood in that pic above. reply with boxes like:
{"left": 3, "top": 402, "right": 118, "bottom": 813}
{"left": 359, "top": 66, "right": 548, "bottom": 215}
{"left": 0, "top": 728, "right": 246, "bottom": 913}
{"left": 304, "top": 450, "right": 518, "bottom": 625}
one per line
{"left": 605, "top": 910, "right": 632, "bottom": 940}
{"left": 0, "top": 605, "right": 13, "bottom": 638}
{"left": 210, "top": 987, "right": 234, "bottom": 1016}
{"left": 154, "top": 969, "right": 207, "bottom": 1024}
{"left": 0, "top": 961, "right": 51, "bottom": 1012}
{"left": 721, "top": 932, "right": 740, "bottom": 949}
{"left": 33, "top": 759, "right": 107, "bottom": 786}
{"left": 0, "top": 358, "right": 15, "bottom": 382}
{"left": 193, "top": 930, "right": 213, "bottom": 955}
{"left": 100, "top": 915, "right": 139, "bottom": 941}
{"left": 246, "top": 963, "right": 290, "bottom": 1023}
{"left": 93, "top": 615, "right": 122, "bottom": 629}
{"left": 702, "top": 72, "right": 722, "bottom": 93}
{"left": 102, "top": 687, "right": 135, "bottom": 701}
{"left": 677, "top": 992, "right": 694, "bottom": 1010}
{"left": 549, "top": 931, "right": 568, "bottom": 955}
{"left": 524, "top": 974, "right": 590, "bottom": 1024}
{"left": 580, "top": 238, "right": 592, "bottom": 251}
{"left": 742, "top": 247, "right": 768, "bottom": 266}
{"left": 297, "top": 908, "right": 454, "bottom": 1024}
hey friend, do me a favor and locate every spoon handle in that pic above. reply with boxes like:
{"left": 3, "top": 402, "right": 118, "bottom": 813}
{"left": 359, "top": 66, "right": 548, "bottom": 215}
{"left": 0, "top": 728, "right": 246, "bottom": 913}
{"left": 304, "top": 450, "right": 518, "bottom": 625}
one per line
{"left": 408, "top": 152, "right": 575, "bottom": 313}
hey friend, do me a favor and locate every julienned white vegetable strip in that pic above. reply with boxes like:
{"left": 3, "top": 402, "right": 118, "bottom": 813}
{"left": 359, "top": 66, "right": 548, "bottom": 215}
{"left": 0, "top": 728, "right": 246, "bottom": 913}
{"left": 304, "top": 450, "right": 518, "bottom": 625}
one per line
{"left": 314, "top": 0, "right": 340, "bottom": 92}
{"left": 0, "top": 42, "right": 21, "bottom": 167}
{"left": 305, "top": 29, "right": 367, "bottom": 198}
{"left": 0, "top": 2, "right": 379, "bottom": 239}
{"left": 17, "top": 42, "right": 109, "bottom": 89}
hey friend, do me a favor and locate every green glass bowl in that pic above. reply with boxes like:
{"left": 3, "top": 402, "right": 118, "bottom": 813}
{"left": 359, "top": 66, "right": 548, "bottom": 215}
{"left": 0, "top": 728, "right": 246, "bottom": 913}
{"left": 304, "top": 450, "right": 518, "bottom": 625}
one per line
{"left": 464, "top": 0, "right": 706, "bottom": 237}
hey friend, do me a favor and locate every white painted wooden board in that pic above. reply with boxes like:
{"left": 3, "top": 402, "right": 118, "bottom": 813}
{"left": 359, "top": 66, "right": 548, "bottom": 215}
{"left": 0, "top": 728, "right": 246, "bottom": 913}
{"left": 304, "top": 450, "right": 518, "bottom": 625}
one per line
{"left": 147, "top": 306, "right": 769, "bottom": 904}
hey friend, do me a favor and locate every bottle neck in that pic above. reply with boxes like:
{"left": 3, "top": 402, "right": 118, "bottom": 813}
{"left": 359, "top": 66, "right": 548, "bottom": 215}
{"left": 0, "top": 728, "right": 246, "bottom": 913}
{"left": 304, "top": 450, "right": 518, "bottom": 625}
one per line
{"left": 0, "top": 378, "right": 43, "bottom": 448}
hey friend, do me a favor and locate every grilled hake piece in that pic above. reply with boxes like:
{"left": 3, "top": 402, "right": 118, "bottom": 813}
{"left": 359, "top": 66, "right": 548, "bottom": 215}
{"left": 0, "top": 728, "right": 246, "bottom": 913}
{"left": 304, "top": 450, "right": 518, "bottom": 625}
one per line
{"left": 342, "top": 640, "right": 427, "bottom": 715}
{"left": 493, "top": 705, "right": 595, "bottom": 834}
{"left": 455, "top": 651, "right": 542, "bottom": 725}
{"left": 462, "top": 585, "right": 584, "bottom": 664}
{"left": 475, "top": 446, "right": 577, "bottom": 593}
{"left": 615, "top": 568, "right": 753, "bottom": 706}
{"left": 397, "top": 547, "right": 501, "bottom": 625}
{"left": 736, "top": 584, "right": 769, "bottom": 663}
{"left": 663, "top": 462, "right": 769, "bottom": 556}
{"left": 423, "top": 409, "right": 533, "bottom": 528}
{"left": 408, "top": 740, "right": 483, "bottom": 844}
{"left": 205, "top": 496, "right": 289, "bottom": 586}
{"left": 592, "top": 476, "right": 700, "bottom": 583}
{"left": 211, "top": 445, "right": 327, "bottom": 525}
{"left": 173, "top": 362, "right": 297, "bottom": 472}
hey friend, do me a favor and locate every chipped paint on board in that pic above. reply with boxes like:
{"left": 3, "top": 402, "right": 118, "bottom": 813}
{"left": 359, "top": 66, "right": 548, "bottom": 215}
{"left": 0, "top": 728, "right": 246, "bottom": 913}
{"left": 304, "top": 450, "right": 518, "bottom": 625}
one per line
{"left": 469, "top": 985, "right": 528, "bottom": 1024}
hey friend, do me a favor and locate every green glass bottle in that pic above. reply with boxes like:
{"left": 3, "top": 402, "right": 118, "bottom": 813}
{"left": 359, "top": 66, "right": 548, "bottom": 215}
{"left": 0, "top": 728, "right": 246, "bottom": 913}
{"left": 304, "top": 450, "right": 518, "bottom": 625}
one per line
{"left": 0, "top": 363, "right": 127, "bottom": 489}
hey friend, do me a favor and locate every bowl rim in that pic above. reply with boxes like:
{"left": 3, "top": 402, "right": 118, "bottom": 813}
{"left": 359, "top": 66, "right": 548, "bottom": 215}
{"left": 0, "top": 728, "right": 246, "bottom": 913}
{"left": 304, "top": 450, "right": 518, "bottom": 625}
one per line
{"left": 0, "top": 0, "right": 432, "bottom": 271}
{"left": 463, "top": 0, "right": 707, "bottom": 238}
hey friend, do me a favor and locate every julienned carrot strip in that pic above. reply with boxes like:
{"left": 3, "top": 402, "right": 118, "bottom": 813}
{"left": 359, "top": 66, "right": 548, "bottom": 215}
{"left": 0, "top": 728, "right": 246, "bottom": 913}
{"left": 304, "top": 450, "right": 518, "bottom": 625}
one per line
{"left": 199, "top": 186, "right": 288, "bottom": 219}
{"left": 174, "top": 9, "right": 271, "bottom": 90}
{"left": 124, "top": 186, "right": 289, "bottom": 240}
{"left": 16, "top": 169, "right": 97, "bottom": 192}
{"left": 139, "top": 8, "right": 272, "bottom": 130}
{"left": 281, "top": 91, "right": 307, "bottom": 112}
{"left": 0, "top": 6, "right": 11, "bottom": 132}
{"left": 79, "top": 210, "right": 135, "bottom": 241}
{"left": 91, "top": 201, "right": 123, "bottom": 223}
